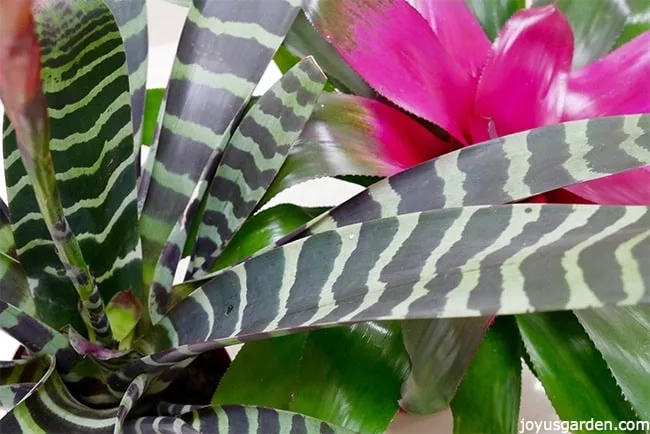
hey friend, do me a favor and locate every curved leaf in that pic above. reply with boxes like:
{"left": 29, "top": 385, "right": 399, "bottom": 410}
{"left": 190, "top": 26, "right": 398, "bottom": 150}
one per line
{"left": 187, "top": 57, "right": 327, "bottom": 278}
{"left": 465, "top": 0, "right": 525, "bottom": 40}
{"left": 615, "top": 0, "right": 650, "bottom": 47}
{"left": 2, "top": 0, "right": 141, "bottom": 335}
{"left": 575, "top": 306, "right": 650, "bottom": 420}
{"left": 534, "top": 0, "right": 628, "bottom": 69}
{"left": 214, "top": 323, "right": 409, "bottom": 433}
{"left": 517, "top": 312, "right": 640, "bottom": 429}
{"left": 450, "top": 317, "right": 522, "bottom": 434}
{"left": 139, "top": 0, "right": 301, "bottom": 291}
{"left": 0, "top": 355, "right": 55, "bottom": 412}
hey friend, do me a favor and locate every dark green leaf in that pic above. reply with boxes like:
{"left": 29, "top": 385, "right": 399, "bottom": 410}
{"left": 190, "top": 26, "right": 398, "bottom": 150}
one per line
{"left": 466, "top": 0, "right": 525, "bottom": 40}
{"left": 517, "top": 311, "right": 640, "bottom": 429}
{"left": 214, "top": 323, "right": 409, "bottom": 434}
{"left": 0, "top": 355, "right": 55, "bottom": 413}
{"left": 2, "top": 0, "right": 139, "bottom": 340}
{"left": 576, "top": 306, "right": 650, "bottom": 420}
{"left": 450, "top": 317, "right": 522, "bottom": 434}
{"left": 534, "top": 0, "right": 627, "bottom": 68}
{"left": 400, "top": 318, "right": 490, "bottom": 414}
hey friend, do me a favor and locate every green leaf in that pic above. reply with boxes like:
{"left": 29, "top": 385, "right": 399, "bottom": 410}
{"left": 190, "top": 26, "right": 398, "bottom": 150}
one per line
{"left": 105, "top": 0, "right": 148, "bottom": 150}
{"left": 575, "top": 306, "right": 650, "bottom": 420}
{"left": 141, "top": 88, "right": 164, "bottom": 146}
{"left": 450, "top": 317, "right": 522, "bottom": 434}
{"left": 517, "top": 311, "right": 640, "bottom": 429}
{"left": 0, "top": 355, "right": 55, "bottom": 413}
{"left": 283, "top": 11, "right": 375, "bottom": 97}
{"left": 615, "top": 0, "right": 650, "bottom": 47}
{"left": 214, "top": 323, "right": 409, "bottom": 434}
{"left": 138, "top": 0, "right": 301, "bottom": 292}
{"left": 466, "top": 0, "right": 525, "bottom": 40}
{"left": 3, "top": 0, "right": 141, "bottom": 336}
{"left": 534, "top": 0, "right": 627, "bottom": 69}
{"left": 186, "top": 57, "right": 327, "bottom": 279}
{"left": 105, "top": 290, "right": 142, "bottom": 346}
{"left": 400, "top": 318, "right": 490, "bottom": 414}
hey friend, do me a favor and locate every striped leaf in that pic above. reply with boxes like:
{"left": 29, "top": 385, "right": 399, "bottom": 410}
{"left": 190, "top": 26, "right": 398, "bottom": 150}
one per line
{"left": 113, "top": 374, "right": 151, "bottom": 434}
{"left": 0, "top": 200, "right": 35, "bottom": 317}
{"left": 147, "top": 58, "right": 326, "bottom": 323}
{"left": 260, "top": 93, "right": 449, "bottom": 208}
{"left": 123, "top": 405, "right": 355, "bottom": 434}
{"left": 2, "top": 0, "right": 141, "bottom": 335}
{"left": 140, "top": 203, "right": 650, "bottom": 354}
{"left": 575, "top": 306, "right": 650, "bottom": 420}
{"left": 0, "top": 356, "right": 55, "bottom": 412}
{"left": 104, "top": 0, "right": 148, "bottom": 151}
{"left": 187, "top": 57, "right": 326, "bottom": 279}
{"left": 517, "top": 312, "right": 640, "bottom": 428}
{"left": 138, "top": 0, "right": 301, "bottom": 291}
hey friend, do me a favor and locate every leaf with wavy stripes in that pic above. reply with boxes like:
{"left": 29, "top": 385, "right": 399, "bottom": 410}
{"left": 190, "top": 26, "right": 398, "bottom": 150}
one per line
{"left": 104, "top": 0, "right": 148, "bottom": 151}
{"left": 138, "top": 0, "right": 300, "bottom": 291}
{"left": 186, "top": 57, "right": 326, "bottom": 279}
{"left": 0, "top": 200, "right": 35, "bottom": 317}
{"left": 0, "top": 355, "right": 55, "bottom": 413}
{"left": 123, "top": 406, "right": 355, "bottom": 434}
{"left": 114, "top": 203, "right": 650, "bottom": 394}
{"left": 2, "top": 0, "right": 141, "bottom": 333}
{"left": 147, "top": 58, "right": 326, "bottom": 324}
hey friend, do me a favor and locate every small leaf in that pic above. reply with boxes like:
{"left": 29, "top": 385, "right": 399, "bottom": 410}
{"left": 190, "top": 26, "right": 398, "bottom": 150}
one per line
{"left": 576, "top": 306, "right": 650, "bottom": 420}
{"left": 450, "top": 317, "right": 522, "bottom": 434}
{"left": 517, "top": 311, "right": 640, "bottom": 429}
{"left": 106, "top": 290, "right": 142, "bottom": 344}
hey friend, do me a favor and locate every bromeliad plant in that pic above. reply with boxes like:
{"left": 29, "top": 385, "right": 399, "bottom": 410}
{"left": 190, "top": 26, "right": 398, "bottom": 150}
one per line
{"left": 0, "top": 1, "right": 649, "bottom": 434}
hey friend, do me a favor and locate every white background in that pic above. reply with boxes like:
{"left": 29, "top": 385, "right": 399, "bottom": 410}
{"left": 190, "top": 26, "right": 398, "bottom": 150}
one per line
{"left": 0, "top": 1, "right": 561, "bottom": 432}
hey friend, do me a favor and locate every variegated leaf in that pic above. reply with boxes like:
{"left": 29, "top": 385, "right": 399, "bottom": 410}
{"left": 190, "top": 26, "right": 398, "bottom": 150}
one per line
{"left": 138, "top": 0, "right": 301, "bottom": 291}
{"left": 3, "top": 0, "right": 141, "bottom": 335}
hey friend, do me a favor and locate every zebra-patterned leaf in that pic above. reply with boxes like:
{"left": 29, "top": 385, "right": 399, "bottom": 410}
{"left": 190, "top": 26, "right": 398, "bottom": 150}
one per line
{"left": 2, "top": 0, "right": 141, "bottom": 335}
{"left": 148, "top": 58, "right": 325, "bottom": 323}
{"left": 0, "top": 355, "right": 55, "bottom": 413}
{"left": 399, "top": 317, "right": 490, "bottom": 414}
{"left": 450, "top": 317, "right": 522, "bottom": 434}
{"left": 113, "top": 374, "right": 150, "bottom": 434}
{"left": 517, "top": 312, "right": 640, "bottom": 428}
{"left": 533, "top": 0, "right": 628, "bottom": 69}
{"left": 575, "top": 306, "right": 650, "bottom": 420}
{"left": 139, "top": 0, "right": 300, "bottom": 291}
{"left": 104, "top": 0, "right": 148, "bottom": 150}
{"left": 0, "top": 300, "right": 79, "bottom": 374}
{"left": 123, "top": 405, "right": 356, "bottom": 434}
{"left": 137, "top": 203, "right": 650, "bottom": 358}
{"left": 615, "top": 0, "right": 650, "bottom": 47}
{"left": 187, "top": 57, "right": 326, "bottom": 279}
{"left": 282, "top": 11, "right": 374, "bottom": 97}
{"left": 0, "top": 200, "right": 35, "bottom": 317}
{"left": 260, "top": 93, "right": 450, "bottom": 208}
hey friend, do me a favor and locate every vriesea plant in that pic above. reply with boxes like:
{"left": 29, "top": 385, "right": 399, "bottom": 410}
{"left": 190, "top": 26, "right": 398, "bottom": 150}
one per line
{"left": 0, "top": 1, "right": 649, "bottom": 434}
